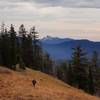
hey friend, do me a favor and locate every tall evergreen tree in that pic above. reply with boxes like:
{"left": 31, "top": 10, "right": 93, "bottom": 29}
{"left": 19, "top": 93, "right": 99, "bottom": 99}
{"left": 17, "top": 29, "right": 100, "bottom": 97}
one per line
{"left": 18, "top": 24, "right": 27, "bottom": 69}
{"left": 56, "top": 62, "right": 68, "bottom": 81}
{"left": 42, "top": 53, "right": 53, "bottom": 74}
{"left": 57, "top": 66, "right": 64, "bottom": 81}
{"left": 19, "top": 24, "right": 27, "bottom": 36}
{"left": 88, "top": 65, "right": 95, "bottom": 95}
{"left": 20, "top": 25, "right": 34, "bottom": 68}
{"left": 26, "top": 34, "right": 34, "bottom": 67}
{"left": 0, "top": 29, "right": 11, "bottom": 67}
{"left": 91, "top": 51, "right": 98, "bottom": 71}
{"left": 0, "top": 35, "right": 2, "bottom": 65}
{"left": 71, "top": 46, "right": 89, "bottom": 92}
{"left": 21, "top": 34, "right": 28, "bottom": 67}
{"left": 67, "top": 62, "right": 74, "bottom": 85}
{"left": 30, "top": 26, "right": 42, "bottom": 70}
{"left": 90, "top": 51, "right": 99, "bottom": 95}
{"left": 9, "top": 24, "right": 17, "bottom": 69}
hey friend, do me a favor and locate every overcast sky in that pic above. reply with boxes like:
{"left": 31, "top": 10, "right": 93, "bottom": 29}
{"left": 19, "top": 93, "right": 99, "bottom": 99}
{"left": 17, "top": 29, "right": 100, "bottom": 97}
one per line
{"left": 0, "top": 0, "right": 100, "bottom": 41}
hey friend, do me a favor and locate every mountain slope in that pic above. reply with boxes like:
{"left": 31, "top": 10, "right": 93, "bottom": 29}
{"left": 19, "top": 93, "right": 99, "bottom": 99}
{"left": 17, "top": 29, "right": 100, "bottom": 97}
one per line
{"left": 0, "top": 67, "right": 100, "bottom": 100}
{"left": 41, "top": 37, "right": 100, "bottom": 60}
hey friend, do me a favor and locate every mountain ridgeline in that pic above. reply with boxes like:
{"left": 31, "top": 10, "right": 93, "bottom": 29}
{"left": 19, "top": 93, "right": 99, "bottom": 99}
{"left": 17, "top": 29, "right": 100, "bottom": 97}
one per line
{"left": 41, "top": 36, "right": 100, "bottom": 61}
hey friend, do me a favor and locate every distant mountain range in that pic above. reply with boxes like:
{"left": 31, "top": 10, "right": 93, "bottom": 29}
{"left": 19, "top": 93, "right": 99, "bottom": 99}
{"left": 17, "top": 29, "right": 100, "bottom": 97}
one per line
{"left": 41, "top": 36, "right": 100, "bottom": 61}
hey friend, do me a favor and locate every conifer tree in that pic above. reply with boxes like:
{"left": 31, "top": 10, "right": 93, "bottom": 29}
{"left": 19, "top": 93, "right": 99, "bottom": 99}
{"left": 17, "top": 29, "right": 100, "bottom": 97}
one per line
{"left": 0, "top": 35, "right": 2, "bottom": 64}
{"left": 71, "top": 46, "right": 89, "bottom": 92}
{"left": 67, "top": 62, "right": 74, "bottom": 85}
{"left": 57, "top": 66, "right": 64, "bottom": 81}
{"left": 91, "top": 51, "right": 98, "bottom": 71}
{"left": 18, "top": 24, "right": 27, "bottom": 69}
{"left": 20, "top": 25, "right": 34, "bottom": 68}
{"left": 30, "top": 26, "right": 41, "bottom": 70}
{"left": 1, "top": 29, "right": 11, "bottom": 67}
{"left": 16, "top": 37, "right": 25, "bottom": 70}
{"left": 26, "top": 34, "right": 34, "bottom": 67}
{"left": 90, "top": 51, "right": 99, "bottom": 94}
{"left": 19, "top": 24, "right": 27, "bottom": 36}
{"left": 21, "top": 34, "right": 29, "bottom": 67}
{"left": 42, "top": 53, "right": 53, "bottom": 74}
{"left": 56, "top": 62, "right": 67, "bottom": 81}
{"left": 88, "top": 65, "right": 95, "bottom": 95}
{"left": 9, "top": 24, "right": 17, "bottom": 69}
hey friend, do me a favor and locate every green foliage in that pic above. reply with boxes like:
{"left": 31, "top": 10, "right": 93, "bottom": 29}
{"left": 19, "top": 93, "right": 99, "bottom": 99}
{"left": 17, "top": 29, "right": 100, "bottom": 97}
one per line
{"left": 55, "top": 46, "right": 99, "bottom": 95}
{"left": 71, "top": 46, "right": 89, "bottom": 92}
{"left": 30, "top": 27, "right": 40, "bottom": 70}
{"left": 90, "top": 51, "right": 99, "bottom": 95}
{"left": 56, "top": 62, "right": 68, "bottom": 81}
{"left": 67, "top": 62, "right": 74, "bottom": 85}
{"left": 42, "top": 53, "right": 53, "bottom": 74}
{"left": 21, "top": 34, "right": 34, "bottom": 67}
{"left": 1, "top": 33, "right": 11, "bottom": 67}
{"left": 9, "top": 24, "right": 17, "bottom": 69}
{"left": 88, "top": 66, "right": 95, "bottom": 95}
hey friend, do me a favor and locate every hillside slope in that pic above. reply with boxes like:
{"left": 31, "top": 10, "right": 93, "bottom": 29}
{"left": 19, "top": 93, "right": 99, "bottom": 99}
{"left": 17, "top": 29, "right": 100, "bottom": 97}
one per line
{"left": 0, "top": 67, "right": 100, "bottom": 100}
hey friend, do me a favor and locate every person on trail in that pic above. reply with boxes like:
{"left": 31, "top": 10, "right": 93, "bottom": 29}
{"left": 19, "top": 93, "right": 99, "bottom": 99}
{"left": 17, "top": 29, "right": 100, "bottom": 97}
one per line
{"left": 32, "top": 79, "right": 37, "bottom": 87}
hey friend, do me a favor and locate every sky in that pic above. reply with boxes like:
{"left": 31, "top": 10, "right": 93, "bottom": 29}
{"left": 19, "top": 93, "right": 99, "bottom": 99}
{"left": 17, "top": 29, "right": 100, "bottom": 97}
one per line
{"left": 0, "top": 0, "right": 100, "bottom": 41}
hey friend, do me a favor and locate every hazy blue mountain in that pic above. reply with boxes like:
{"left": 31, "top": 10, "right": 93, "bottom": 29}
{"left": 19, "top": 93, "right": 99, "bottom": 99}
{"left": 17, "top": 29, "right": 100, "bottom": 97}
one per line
{"left": 41, "top": 36, "right": 100, "bottom": 61}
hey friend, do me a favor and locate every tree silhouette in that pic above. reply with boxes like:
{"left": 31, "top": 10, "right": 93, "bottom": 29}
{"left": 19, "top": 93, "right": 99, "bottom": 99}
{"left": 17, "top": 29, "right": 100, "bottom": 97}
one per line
{"left": 88, "top": 65, "right": 95, "bottom": 94}
{"left": 8, "top": 24, "right": 17, "bottom": 69}
{"left": 90, "top": 51, "right": 99, "bottom": 94}
{"left": 71, "top": 46, "right": 89, "bottom": 92}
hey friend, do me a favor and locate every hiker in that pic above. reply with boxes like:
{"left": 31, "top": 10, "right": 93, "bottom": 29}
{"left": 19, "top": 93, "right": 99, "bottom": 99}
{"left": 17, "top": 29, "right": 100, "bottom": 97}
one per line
{"left": 32, "top": 79, "right": 37, "bottom": 87}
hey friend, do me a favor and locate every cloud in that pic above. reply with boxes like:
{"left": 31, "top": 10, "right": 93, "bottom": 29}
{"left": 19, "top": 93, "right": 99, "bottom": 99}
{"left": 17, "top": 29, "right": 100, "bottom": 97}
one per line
{"left": 0, "top": 0, "right": 100, "bottom": 41}
{"left": 0, "top": 0, "right": 100, "bottom": 9}
{"left": 32, "top": 0, "right": 100, "bottom": 8}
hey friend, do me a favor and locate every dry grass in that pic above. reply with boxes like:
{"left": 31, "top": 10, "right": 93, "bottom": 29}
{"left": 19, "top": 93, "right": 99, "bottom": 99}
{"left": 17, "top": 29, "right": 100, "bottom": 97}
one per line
{"left": 0, "top": 67, "right": 100, "bottom": 100}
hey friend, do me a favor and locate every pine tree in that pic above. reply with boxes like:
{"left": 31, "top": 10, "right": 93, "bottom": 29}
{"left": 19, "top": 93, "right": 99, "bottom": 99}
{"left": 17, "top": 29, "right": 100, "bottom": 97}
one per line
{"left": 26, "top": 34, "right": 34, "bottom": 67}
{"left": 30, "top": 26, "right": 42, "bottom": 70}
{"left": 88, "top": 65, "right": 95, "bottom": 95}
{"left": 0, "top": 35, "right": 2, "bottom": 64}
{"left": 18, "top": 24, "right": 27, "bottom": 69}
{"left": 91, "top": 51, "right": 98, "bottom": 71}
{"left": 16, "top": 37, "right": 25, "bottom": 70}
{"left": 19, "top": 24, "right": 27, "bottom": 36}
{"left": 20, "top": 25, "right": 34, "bottom": 68}
{"left": 9, "top": 24, "right": 17, "bottom": 69}
{"left": 90, "top": 51, "right": 99, "bottom": 94}
{"left": 21, "top": 34, "right": 28, "bottom": 67}
{"left": 30, "top": 27, "right": 38, "bottom": 53}
{"left": 57, "top": 66, "right": 64, "bottom": 81}
{"left": 1, "top": 29, "right": 11, "bottom": 67}
{"left": 42, "top": 53, "right": 53, "bottom": 74}
{"left": 56, "top": 62, "right": 67, "bottom": 81}
{"left": 67, "top": 62, "right": 74, "bottom": 85}
{"left": 71, "top": 45, "right": 89, "bottom": 92}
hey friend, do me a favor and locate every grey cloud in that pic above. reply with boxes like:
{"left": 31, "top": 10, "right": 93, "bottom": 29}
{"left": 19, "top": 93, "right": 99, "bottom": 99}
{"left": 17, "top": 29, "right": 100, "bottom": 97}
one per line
{"left": 0, "top": 1, "right": 18, "bottom": 10}
{"left": 0, "top": 0, "right": 100, "bottom": 8}
{"left": 33, "top": 0, "right": 100, "bottom": 8}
